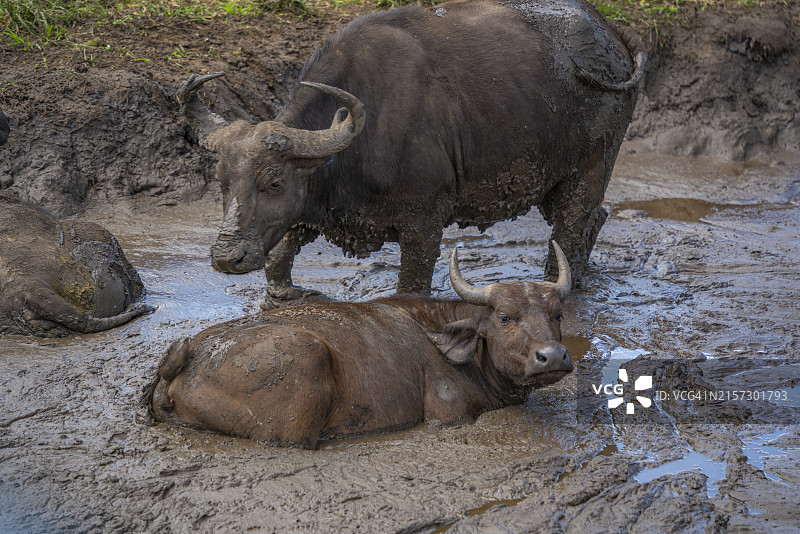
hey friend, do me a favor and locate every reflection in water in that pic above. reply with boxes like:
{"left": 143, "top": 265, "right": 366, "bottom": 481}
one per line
{"left": 741, "top": 428, "right": 795, "bottom": 486}
{"left": 634, "top": 427, "right": 798, "bottom": 496}
{"left": 612, "top": 197, "right": 756, "bottom": 223}
{"left": 562, "top": 334, "right": 593, "bottom": 363}
{"left": 635, "top": 450, "right": 727, "bottom": 497}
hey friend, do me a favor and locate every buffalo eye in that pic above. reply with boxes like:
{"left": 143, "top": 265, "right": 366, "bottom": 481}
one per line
{"left": 258, "top": 164, "right": 284, "bottom": 193}
{"left": 555, "top": 313, "right": 563, "bottom": 322}
{"left": 497, "top": 312, "right": 517, "bottom": 325}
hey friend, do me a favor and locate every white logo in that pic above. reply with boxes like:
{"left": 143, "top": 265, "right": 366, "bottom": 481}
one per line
{"left": 608, "top": 369, "right": 653, "bottom": 414}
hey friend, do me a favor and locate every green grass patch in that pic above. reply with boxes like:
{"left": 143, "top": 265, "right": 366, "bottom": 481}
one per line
{"left": 1, "top": 0, "right": 767, "bottom": 46}
{"left": 0, "top": 0, "right": 315, "bottom": 43}
{"left": 1, "top": 0, "right": 109, "bottom": 38}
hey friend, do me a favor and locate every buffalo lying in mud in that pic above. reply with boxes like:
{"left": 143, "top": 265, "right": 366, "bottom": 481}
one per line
{"left": 0, "top": 194, "right": 153, "bottom": 337}
{"left": 151, "top": 243, "right": 573, "bottom": 448}
{"left": 178, "top": 0, "right": 645, "bottom": 306}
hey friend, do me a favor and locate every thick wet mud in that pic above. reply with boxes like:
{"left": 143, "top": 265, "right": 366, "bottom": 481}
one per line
{"left": 1, "top": 153, "right": 799, "bottom": 532}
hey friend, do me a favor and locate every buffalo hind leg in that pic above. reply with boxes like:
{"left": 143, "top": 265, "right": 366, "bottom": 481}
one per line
{"left": 540, "top": 142, "right": 610, "bottom": 286}
{"left": 247, "top": 331, "right": 337, "bottom": 449}
{"left": 262, "top": 226, "right": 330, "bottom": 310}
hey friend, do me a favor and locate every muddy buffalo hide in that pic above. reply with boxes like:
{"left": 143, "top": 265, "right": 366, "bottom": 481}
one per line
{"left": 0, "top": 194, "right": 152, "bottom": 337}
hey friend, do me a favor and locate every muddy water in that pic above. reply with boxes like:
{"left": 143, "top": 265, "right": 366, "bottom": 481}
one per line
{"left": 1, "top": 154, "right": 799, "bottom": 532}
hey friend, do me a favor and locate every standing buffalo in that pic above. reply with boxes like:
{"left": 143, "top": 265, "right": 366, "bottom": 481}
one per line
{"left": 150, "top": 243, "right": 573, "bottom": 448}
{"left": 0, "top": 194, "right": 153, "bottom": 337}
{"left": 179, "top": 0, "right": 645, "bottom": 305}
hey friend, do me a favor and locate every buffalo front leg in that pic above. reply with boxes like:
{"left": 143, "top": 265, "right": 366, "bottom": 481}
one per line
{"left": 540, "top": 142, "right": 610, "bottom": 287}
{"left": 262, "top": 226, "right": 330, "bottom": 310}
{"left": 397, "top": 227, "right": 443, "bottom": 295}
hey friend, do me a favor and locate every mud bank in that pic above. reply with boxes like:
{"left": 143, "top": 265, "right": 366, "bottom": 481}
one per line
{"left": 624, "top": 2, "right": 800, "bottom": 161}
{"left": 0, "top": 15, "right": 332, "bottom": 216}
{"left": 1, "top": 153, "right": 798, "bottom": 532}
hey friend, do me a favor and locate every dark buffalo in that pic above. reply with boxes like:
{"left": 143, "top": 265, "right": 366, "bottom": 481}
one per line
{"left": 179, "top": 0, "right": 645, "bottom": 304}
{"left": 150, "top": 242, "right": 573, "bottom": 448}
{"left": 0, "top": 107, "right": 9, "bottom": 146}
{"left": 0, "top": 194, "right": 153, "bottom": 337}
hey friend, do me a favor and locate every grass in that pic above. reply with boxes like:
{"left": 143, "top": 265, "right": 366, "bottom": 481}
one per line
{"left": 1, "top": 0, "right": 769, "bottom": 47}
{"left": 1, "top": 0, "right": 104, "bottom": 37}
{"left": 0, "top": 0, "right": 321, "bottom": 44}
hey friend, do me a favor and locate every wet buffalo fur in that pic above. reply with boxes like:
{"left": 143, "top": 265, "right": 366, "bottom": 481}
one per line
{"left": 198, "top": 0, "right": 644, "bottom": 298}
{"left": 151, "top": 277, "right": 573, "bottom": 448}
{"left": 0, "top": 193, "right": 153, "bottom": 336}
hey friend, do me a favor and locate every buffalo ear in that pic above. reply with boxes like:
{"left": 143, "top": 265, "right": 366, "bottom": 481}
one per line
{"left": 427, "top": 319, "right": 479, "bottom": 365}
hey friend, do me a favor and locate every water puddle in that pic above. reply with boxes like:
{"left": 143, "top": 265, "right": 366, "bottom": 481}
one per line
{"left": 741, "top": 428, "right": 795, "bottom": 486}
{"left": 600, "top": 345, "right": 650, "bottom": 389}
{"left": 562, "top": 334, "right": 593, "bottom": 363}
{"left": 612, "top": 198, "right": 752, "bottom": 223}
{"left": 440, "top": 234, "right": 495, "bottom": 247}
{"left": 635, "top": 450, "right": 727, "bottom": 496}
{"left": 432, "top": 498, "right": 525, "bottom": 533}
{"left": 633, "top": 427, "right": 798, "bottom": 497}
{"left": 135, "top": 258, "right": 262, "bottom": 326}
{"left": 593, "top": 345, "right": 799, "bottom": 498}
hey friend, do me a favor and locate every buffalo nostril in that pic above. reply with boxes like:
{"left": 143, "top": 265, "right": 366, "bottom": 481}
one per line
{"left": 527, "top": 344, "right": 572, "bottom": 381}
{"left": 229, "top": 249, "right": 246, "bottom": 263}
{"left": 533, "top": 345, "right": 571, "bottom": 369}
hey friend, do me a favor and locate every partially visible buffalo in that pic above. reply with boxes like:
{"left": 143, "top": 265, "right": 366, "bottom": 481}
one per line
{"left": 178, "top": 0, "right": 645, "bottom": 305}
{"left": 0, "top": 194, "right": 153, "bottom": 337}
{"left": 0, "top": 107, "right": 9, "bottom": 146}
{"left": 151, "top": 242, "right": 573, "bottom": 448}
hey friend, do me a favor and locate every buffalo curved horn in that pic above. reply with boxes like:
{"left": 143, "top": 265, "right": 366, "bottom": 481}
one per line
{"left": 449, "top": 248, "right": 490, "bottom": 306}
{"left": 177, "top": 72, "right": 230, "bottom": 150}
{"left": 549, "top": 241, "right": 572, "bottom": 299}
{"left": 280, "top": 82, "right": 366, "bottom": 159}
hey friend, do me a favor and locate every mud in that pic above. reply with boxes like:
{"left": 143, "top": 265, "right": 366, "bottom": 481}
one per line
{"left": 1, "top": 1, "right": 800, "bottom": 532}
{"left": 623, "top": 4, "right": 800, "bottom": 161}
{"left": 0, "top": 14, "right": 338, "bottom": 217}
{"left": 0, "top": 153, "right": 798, "bottom": 532}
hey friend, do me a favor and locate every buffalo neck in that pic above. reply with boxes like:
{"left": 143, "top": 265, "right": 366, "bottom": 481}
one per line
{"left": 379, "top": 295, "right": 531, "bottom": 407}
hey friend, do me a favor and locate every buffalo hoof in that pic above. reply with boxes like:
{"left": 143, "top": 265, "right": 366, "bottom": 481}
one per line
{"left": 261, "top": 284, "right": 332, "bottom": 311}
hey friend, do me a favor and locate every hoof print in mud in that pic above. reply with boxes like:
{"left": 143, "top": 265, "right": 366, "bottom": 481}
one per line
{"left": 0, "top": 195, "right": 153, "bottom": 337}
{"left": 151, "top": 244, "right": 573, "bottom": 449}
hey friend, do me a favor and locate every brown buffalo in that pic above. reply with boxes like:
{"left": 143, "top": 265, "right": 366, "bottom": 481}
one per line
{"left": 0, "top": 194, "right": 153, "bottom": 336}
{"left": 150, "top": 243, "right": 574, "bottom": 448}
{"left": 178, "top": 0, "right": 644, "bottom": 306}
